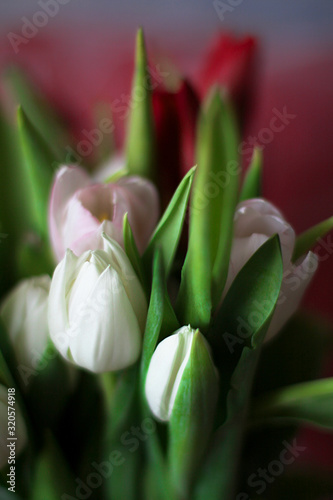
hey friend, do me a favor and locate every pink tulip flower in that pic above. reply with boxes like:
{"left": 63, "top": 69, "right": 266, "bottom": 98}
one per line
{"left": 48, "top": 165, "right": 159, "bottom": 261}
{"left": 224, "top": 198, "right": 318, "bottom": 341}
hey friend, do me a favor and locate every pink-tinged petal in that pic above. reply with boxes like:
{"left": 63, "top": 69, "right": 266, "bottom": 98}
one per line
{"left": 69, "top": 221, "right": 120, "bottom": 257}
{"left": 234, "top": 199, "right": 295, "bottom": 266}
{"left": 115, "top": 176, "right": 160, "bottom": 253}
{"left": 224, "top": 234, "right": 269, "bottom": 296}
{"left": 61, "top": 195, "right": 100, "bottom": 258}
{"left": 77, "top": 184, "right": 114, "bottom": 221}
{"left": 49, "top": 166, "right": 91, "bottom": 260}
{"left": 266, "top": 252, "right": 318, "bottom": 341}
{"left": 236, "top": 198, "right": 283, "bottom": 219}
{"left": 109, "top": 185, "right": 130, "bottom": 233}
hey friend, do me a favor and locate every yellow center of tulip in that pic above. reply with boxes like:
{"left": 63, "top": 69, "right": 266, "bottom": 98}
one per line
{"left": 98, "top": 212, "right": 109, "bottom": 222}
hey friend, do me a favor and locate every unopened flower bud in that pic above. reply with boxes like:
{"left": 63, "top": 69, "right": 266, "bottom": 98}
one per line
{"left": 145, "top": 325, "right": 218, "bottom": 422}
{"left": 0, "top": 276, "right": 51, "bottom": 375}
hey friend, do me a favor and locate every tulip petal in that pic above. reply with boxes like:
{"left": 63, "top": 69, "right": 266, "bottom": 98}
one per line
{"left": 21, "top": 277, "right": 50, "bottom": 368}
{"left": 68, "top": 266, "right": 142, "bottom": 372}
{"left": 61, "top": 194, "right": 101, "bottom": 256}
{"left": 116, "top": 176, "right": 160, "bottom": 253}
{"left": 102, "top": 234, "right": 147, "bottom": 331}
{"left": 49, "top": 166, "right": 90, "bottom": 260}
{"left": 224, "top": 234, "right": 268, "bottom": 295}
{"left": 67, "top": 260, "right": 102, "bottom": 322}
{"left": 235, "top": 199, "right": 295, "bottom": 266}
{"left": 236, "top": 198, "right": 283, "bottom": 218}
{"left": 48, "top": 249, "right": 78, "bottom": 358}
{"left": 0, "top": 276, "right": 50, "bottom": 370}
{"left": 266, "top": 252, "right": 318, "bottom": 341}
{"left": 145, "top": 326, "right": 194, "bottom": 421}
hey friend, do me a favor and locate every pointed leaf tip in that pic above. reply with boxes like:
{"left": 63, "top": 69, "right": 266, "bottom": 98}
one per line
{"left": 126, "top": 27, "right": 155, "bottom": 180}
{"left": 293, "top": 216, "right": 333, "bottom": 262}
{"left": 239, "top": 146, "right": 263, "bottom": 202}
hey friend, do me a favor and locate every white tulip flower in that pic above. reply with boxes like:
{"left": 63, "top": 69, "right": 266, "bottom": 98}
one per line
{"left": 224, "top": 198, "right": 318, "bottom": 341}
{"left": 145, "top": 326, "right": 218, "bottom": 422}
{"left": 48, "top": 233, "right": 147, "bottom": 373}
{"left": 0, "top": 275, "right": 51, "bottom": 373}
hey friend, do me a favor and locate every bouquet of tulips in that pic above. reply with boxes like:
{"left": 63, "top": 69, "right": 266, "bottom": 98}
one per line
{"left": 0, "top": 29, "right": 333, "bottom": 500}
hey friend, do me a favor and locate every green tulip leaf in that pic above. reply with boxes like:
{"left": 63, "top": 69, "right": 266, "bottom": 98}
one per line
{"left": 104, "top": 167, "right": 128, "bottom": 184}
{"left": 239, "top": 147, "right": 263, "bottom": 202}
{"left": 0, "top": 104, "right": 32, "bottom": 239}
{"left": 195, "top": 235, "right": 283, "bottom": 500}
{"left": 5, "top": 67, "right": 68, "bottom": 161}
{"left": 123, "top": 213, "right": 145, "bottom": 289}
{"left": 210, "top": 93, "right": 240, "bottom": 308}
{"left": 140, "top": 249, "right": 165, "bottom": 388}
{"left": 144, "top": 166, "right": 195, "bottom": 277}
{"left": 293, "top": 216, "right": 333, "bottom": 262}
{"left": 169, "top": 330, "right": 219, "bottom": 499}
{"left": 177, "top": 90, "right": 240, "bottom": 329}
{"left": 31, "top": 432, "right": 76, "bottom": 500}
{"left": 251, "top": 377, "right": 333, "bottom": 430}
{"left": 17, "top": 106, "right": 56, "bottom": 239}
{"left": 126, "top": 28, "right": 155, "bottom": 180}
{"left": 213, "top": 234, "right": 283, "bottom": 353}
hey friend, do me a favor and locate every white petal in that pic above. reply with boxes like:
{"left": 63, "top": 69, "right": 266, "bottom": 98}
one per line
{"left": 0, "top": 276, "right": 51, "bottom": 370}
{"left": 0, "top": 281, "right": 29, "bottom": 343}
{"left": 145, "top": 326, "right": 195, "bottom": 421}
{"left": 68, "top": 267, "right": 141, "bottom": 372}
{"left": 266, "top": 252, "right": 318, "bottom": 341}
{"left": 67, "top": 259, "right": 102, "bottom": 322}
{"left": 236, "top": 198, "right": 284, "bottom": 219}
{"left": 101, "top": 234, "right": 147, "bottom": 331}
{"left": 223, "top": 234, "right": 269, "bottom": 296}
{"left": 234, "top": 200, "right": 295, "bottom": 266}
{"left": 102, "top": 232, "right": 134, "bottom": 273}
{"left": 20, "top": 278, "right": 50, "bottom": 369}
{"left": 48, "top": 250, "right": 78, "bottom": 358}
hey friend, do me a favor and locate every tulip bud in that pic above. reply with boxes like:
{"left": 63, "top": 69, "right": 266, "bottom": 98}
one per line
{"left": 0, "top": 275, "right": 51, "bottom": 380}
{"left": 48, "top": 165, "right": 159, "bottom": 261}
{"left": 48, "top": 233, "right": 147, "bottom": 373}
{"left": 0, "top": 384, "right": 27, "bottom": 469}
{"left": 224, "top": 198, "right": 318, "bottom": 340}
{"left": 145, "top": 326, "right": 218, "bottom": 421}
{"left": 146, "top": 326, "right": 208, "bottom": 421}
{"left": 145, "top": 326, "right": 218, "bottom": 496}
